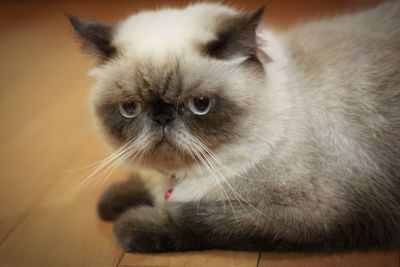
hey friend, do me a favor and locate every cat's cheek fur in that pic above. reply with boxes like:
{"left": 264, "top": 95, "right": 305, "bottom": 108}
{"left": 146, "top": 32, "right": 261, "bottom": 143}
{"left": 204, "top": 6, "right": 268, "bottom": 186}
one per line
{"left": 183, "top": 97, "right": 246, "bottom": 148}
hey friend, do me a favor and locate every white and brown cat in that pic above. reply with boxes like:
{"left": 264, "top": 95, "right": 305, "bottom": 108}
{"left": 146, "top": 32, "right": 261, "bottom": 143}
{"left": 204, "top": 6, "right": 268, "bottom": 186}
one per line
{"left": 69, "top": 1, "right": 400, "bottom": 252}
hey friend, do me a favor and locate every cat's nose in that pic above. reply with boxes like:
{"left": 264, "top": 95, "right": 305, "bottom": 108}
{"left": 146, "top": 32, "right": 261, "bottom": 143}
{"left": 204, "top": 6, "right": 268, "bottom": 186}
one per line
{"left": 152, "top": 100, "right": 176, "bottom": 126}
{"left": 153, "top": 114, "right": 175, "bottom": 126}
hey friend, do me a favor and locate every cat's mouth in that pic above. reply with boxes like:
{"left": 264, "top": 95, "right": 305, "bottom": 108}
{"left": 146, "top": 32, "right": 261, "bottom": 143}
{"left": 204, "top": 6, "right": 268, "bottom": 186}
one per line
{"left": 152, "top": 130, "right": 174, "bottom": 151}
{"left": 145, "top": 131, "right": 192, "bottom": 171}
{"left": 153, "top": 136, "right": 171, "bottom": 149}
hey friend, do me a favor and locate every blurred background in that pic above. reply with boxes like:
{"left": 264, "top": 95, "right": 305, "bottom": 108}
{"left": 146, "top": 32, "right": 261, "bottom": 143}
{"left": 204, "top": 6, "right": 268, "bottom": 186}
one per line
{"left": 1, "top": 1, "right": 398, "bottom": 267}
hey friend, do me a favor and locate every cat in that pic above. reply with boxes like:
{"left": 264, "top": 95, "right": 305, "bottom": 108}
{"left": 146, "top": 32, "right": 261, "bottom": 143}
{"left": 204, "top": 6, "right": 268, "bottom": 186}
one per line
{"left": 68, "top": 1, "right": 400, "bottom": 252}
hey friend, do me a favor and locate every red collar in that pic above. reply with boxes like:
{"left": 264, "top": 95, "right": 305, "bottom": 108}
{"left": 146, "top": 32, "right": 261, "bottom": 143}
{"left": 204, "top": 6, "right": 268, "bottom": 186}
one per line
{"left": 164, "top": 174, "right": 175, "bottom": 200}
{"left": 164, "top": 188, "right": 173, "bottom": 200}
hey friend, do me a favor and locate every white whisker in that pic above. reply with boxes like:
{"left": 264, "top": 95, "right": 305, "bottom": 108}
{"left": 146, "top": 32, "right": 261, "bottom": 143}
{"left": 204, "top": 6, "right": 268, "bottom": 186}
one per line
{"left": 193, "top": 138, "right": 266, "bottom": 182}
{"left": 191, "top": 147, "right": 239, "bottom": 221}
{"left": 64, "top": 129, "right": 152, "bottom": 199}
{"left": 177, "top": 132, "right": 240, "bottom": 220}
{"left": 189, "top": 135, "right": 267, "bottom": 218}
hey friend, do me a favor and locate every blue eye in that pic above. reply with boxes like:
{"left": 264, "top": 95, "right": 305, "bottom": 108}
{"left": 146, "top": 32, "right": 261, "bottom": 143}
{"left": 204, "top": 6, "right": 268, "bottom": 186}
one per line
{"left": 187, "top": 96, "right": 213, "bottom": 115}
{"left": 119, "top": 101, "right": 142, "bottom": 119}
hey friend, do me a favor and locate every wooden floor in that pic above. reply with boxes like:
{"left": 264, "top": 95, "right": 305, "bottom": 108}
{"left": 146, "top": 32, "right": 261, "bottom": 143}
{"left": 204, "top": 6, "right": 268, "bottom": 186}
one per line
{"left": 0, "top": 0, "right": 399, "bottom": 266}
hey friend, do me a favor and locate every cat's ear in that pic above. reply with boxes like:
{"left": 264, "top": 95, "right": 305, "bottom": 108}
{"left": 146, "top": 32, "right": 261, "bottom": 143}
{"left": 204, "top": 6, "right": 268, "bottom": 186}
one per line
{"left": 206, "top": 6, "right": 265, "bottom": 60}
{"left": 67, "top": 14, "right": 116, "bottom": 61}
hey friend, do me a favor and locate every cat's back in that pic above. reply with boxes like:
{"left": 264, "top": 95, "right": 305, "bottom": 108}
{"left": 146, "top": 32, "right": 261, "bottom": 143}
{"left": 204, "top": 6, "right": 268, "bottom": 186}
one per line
{"left": 283, "top": 0, "right": 400, "bottom": 124}
{"left": 284, "top": 0, "right": 400, "bottom": 79}
{"left": 280, "top": 1, "right": 400, "bottom": 183}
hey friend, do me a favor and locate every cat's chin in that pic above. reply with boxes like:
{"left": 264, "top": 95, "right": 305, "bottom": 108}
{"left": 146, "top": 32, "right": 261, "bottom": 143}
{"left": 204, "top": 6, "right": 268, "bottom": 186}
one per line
{"left": 153, "top": 138, "right": 173, "bottom": 152}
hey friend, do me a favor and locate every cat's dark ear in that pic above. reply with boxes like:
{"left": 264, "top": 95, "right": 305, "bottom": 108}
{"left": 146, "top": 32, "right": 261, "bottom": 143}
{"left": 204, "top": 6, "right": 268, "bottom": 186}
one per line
{"left": 67, "top": 14, "right": 116, "bottom": 61}
{"left": 206, "top": 6, "right": 265, "bottom": 60}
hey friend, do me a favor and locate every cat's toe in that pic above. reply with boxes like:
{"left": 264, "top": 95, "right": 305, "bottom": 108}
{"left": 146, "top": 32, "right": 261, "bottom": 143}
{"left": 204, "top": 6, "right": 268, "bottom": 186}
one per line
{"left": 97, "top": 175, "right": 153, "bottom": 221}
{"left": 113, "top": 207, "right": 172, "bottom": 252}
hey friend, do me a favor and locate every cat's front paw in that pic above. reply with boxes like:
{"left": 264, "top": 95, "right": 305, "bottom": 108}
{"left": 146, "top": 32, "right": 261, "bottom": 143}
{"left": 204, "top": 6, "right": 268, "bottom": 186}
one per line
{"left": 113, "top": 206, "right": 173, "bottom": 252}
{"left": 97, "top": 175, "right": 153, "bottom": 221}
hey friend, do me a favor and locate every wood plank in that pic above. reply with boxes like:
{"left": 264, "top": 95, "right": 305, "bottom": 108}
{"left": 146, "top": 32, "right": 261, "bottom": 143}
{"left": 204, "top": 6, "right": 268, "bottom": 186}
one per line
{"left": 0, "top": 16, "right": 92, "bottom": 144}
{"left": 0, "top": 13, "right": 97, "bottom": 241}
{"left": 259, "top": 251, "right": 400, "bottom": 267}
{"left": 0, "top": 141, "right": 127, "bottom": 267}
{"left": 398, "top": 250, "right": 400, "bottom": 266}
{"left": 120, "top": 250, "right": 260, "bottom": 267}
{"left": 0, "top": 90, "right": 95, "bottom": 241}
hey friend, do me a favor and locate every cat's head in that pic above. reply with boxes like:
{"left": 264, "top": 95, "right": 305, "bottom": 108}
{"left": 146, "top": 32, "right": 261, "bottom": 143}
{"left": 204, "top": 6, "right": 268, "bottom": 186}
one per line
{"left": 69, "top": 3, "right": 267, "bottom": 172}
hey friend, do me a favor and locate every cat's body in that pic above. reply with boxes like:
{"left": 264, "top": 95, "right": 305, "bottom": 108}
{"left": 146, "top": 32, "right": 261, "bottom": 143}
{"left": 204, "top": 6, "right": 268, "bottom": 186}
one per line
{"left": 70, "top": 1, "right": 400, "bottom": 252}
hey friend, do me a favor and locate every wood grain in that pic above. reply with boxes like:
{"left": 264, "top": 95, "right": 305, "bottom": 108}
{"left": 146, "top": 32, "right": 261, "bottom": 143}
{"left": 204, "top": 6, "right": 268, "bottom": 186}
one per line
{"left": 0, "top": 1, "right": 396, "bottom": 267}
{"left": 259, "top": 251, "right": 400, "bottom": 267}
{"left": 0, "top": 145, "right": 126, "bottom": 267}
{"left": 120, "top": 251, "right": 260, "bottom": 267}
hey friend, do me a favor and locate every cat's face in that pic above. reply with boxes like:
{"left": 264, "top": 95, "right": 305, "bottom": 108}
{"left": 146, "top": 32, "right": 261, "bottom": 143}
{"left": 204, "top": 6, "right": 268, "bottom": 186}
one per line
{"left": 69, "top": 4, "right": 266, "bottom": 171}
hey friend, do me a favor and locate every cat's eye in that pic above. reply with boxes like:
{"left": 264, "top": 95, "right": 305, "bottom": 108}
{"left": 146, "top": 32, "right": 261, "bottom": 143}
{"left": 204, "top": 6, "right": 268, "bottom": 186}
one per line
{"left": 187, "top": 96, "right": 213, "bottom": 115}
{"left": 119, "top": 101, "right": 142, "bottom": 119}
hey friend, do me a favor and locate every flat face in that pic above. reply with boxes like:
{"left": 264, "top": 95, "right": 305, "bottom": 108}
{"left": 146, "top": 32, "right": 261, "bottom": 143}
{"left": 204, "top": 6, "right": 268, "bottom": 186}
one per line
{"left": 92, "top": 56, "right": 256, "bottom": 170}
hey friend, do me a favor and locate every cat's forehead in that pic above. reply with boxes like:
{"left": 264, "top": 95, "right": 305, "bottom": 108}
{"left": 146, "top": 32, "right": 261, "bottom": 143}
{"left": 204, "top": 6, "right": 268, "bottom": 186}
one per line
{"left": 113, "top": 3, "right": 237, "bottom": 60}
{"left": 132, "top": 59, "right": 182, "bottom": 102}
{"left": 104, "top": 56, "right": 237, "bottom": 103}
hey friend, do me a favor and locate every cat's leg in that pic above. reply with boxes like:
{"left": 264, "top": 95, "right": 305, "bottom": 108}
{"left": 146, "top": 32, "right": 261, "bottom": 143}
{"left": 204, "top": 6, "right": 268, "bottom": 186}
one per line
{"left": 97, "top": 175, "right": 154, "bottom": 221}
{"left": 113, "top": 201, "right": 314, "bottom": 252}
{"left": 113, "top": 199, "right": 399, "bottom": 252}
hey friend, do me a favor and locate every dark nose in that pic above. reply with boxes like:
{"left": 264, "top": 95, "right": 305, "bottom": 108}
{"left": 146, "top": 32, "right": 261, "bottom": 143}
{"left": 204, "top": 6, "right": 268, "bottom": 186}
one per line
{"left": 153, "top": 114, "right": 175, "bottom": 126}
{"left": 153, "top": 101, "right": 176, "bottom": 126}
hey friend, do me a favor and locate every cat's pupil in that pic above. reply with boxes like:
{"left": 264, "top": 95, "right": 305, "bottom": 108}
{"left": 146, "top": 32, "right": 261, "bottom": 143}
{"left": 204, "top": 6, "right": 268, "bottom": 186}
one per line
{"left": 122, "top": 101, "right": 136, "bottom": 114}
{"left": 193, "top": 96, "right": 210, "bottom": 111}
